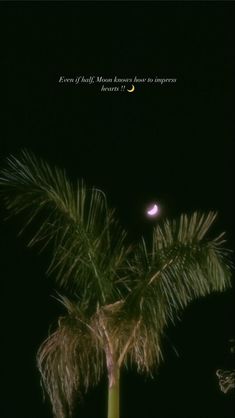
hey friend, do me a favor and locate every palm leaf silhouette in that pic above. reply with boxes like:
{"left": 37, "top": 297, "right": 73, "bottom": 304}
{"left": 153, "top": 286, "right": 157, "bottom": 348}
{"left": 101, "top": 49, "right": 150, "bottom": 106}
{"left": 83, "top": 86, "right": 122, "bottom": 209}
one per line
{"left": 0, "top": 150, "right": 232, "bottom": 418}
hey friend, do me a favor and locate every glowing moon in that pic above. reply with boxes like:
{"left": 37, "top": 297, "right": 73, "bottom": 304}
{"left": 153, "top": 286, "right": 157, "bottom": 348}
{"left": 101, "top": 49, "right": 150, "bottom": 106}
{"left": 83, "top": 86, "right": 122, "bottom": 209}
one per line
{"left": 127, "top": 84, "right": 135, "bottom": 93}
{"left": 147, "top": 204, "right": 159, "bottom": 217}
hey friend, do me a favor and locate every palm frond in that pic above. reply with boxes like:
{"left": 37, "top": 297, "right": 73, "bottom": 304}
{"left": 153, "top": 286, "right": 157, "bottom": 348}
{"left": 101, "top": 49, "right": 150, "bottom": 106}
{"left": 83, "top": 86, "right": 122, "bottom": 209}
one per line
{"left": 0, "top": 150, "right": 128, "bottom": 307}
{"left": 37, "top": 295, "right": 105, "bottom": 418}
{"left": 121, "top": 212, "right": 232, "bottom": 372}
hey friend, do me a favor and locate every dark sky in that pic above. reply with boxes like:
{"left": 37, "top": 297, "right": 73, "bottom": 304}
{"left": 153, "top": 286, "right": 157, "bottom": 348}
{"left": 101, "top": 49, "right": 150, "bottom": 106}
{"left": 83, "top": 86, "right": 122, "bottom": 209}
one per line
{"left": 1, "top": 2, "right": 235, "bottom": 418}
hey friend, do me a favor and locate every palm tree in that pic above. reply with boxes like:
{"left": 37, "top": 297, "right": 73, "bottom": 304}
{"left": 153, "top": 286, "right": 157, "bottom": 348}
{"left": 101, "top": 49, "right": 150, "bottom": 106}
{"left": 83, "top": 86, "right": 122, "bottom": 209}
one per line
{"left": 0, "top": 150, "right": 232, "bottom": 418}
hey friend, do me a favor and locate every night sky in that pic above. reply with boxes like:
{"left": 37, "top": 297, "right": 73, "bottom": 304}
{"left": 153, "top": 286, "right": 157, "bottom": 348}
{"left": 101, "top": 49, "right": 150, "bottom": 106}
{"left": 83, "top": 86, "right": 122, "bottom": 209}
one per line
{"left": 1, "top": 2, "right": 235, "bottom": 418}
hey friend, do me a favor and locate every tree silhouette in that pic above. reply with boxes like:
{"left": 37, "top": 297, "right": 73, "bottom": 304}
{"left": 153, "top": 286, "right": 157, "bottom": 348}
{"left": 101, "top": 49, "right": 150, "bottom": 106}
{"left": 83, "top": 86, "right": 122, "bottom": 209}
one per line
{"left": 0, "top": 151, "right": 232, "bottom": 418}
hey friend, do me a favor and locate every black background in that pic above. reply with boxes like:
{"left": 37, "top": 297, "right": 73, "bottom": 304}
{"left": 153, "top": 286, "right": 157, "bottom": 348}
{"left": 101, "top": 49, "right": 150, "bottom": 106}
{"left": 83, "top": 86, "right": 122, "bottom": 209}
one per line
{"left": 1, "top": 2, "right": 235, "bottom": 418}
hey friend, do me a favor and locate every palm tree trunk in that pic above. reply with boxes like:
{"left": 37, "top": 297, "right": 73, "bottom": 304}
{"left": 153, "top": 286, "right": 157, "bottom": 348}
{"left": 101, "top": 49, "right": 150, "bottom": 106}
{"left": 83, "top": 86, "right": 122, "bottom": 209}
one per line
{"left": 107, "top": 366, "right": 120, "bottom": 418}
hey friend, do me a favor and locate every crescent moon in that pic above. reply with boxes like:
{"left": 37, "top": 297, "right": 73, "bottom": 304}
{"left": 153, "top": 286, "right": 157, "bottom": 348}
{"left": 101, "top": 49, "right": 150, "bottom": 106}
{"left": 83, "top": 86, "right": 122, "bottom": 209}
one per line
{"left": 147, "top": 204, "right": 159, "bottom": 216}
{"left": 127, "top": 84, "right": 135, "bottom": 93}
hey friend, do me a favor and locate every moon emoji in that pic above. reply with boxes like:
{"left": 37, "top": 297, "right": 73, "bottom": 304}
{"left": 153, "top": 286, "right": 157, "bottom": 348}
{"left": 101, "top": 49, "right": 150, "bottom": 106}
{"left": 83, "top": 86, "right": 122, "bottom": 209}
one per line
{"left": 147, "top": 204, "right": 159, "bottom": 217}
{"left": 127, "top": 84, "right": 135, "bottom": 93}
